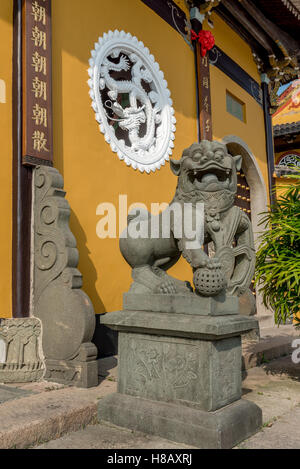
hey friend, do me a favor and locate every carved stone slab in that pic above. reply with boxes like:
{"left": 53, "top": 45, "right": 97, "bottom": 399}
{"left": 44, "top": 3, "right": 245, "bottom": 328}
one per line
{"left": 0, "top": 318, "right": 44, "bottom": 383}
{"left": 33, "top": 166, "right": 98, "bottom": 388}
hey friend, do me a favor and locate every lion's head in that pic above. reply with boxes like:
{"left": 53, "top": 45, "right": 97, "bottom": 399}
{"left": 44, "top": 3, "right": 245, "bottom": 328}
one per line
{"left": 170, "top": 141, "right": 242, "bottom": 211}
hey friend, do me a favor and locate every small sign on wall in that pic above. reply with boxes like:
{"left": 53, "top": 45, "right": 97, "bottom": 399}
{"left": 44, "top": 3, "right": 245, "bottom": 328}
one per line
{"left": 22, "top": 0, "right": 53, "bottom": 166}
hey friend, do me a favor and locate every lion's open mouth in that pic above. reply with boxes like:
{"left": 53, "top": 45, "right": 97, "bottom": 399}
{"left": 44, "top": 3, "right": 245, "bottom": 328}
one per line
{"left": 188, "top": 167, "right": 231, "bottom": 191}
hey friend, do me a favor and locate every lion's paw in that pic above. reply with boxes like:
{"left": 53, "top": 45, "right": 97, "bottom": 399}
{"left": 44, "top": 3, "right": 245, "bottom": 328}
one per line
{"left": 156, "top": 279, "right": 177, "bottom": 294}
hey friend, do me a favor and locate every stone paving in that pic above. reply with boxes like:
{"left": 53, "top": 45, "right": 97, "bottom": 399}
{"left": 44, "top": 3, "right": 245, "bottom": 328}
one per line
{"left": 0, "top": 330, "right": 299, "bottom": 449}
{"left": 0, "top": 358, "right": 118, "bottom": 449}
{"left": 36, "top": 422, "right": 193, "bottom": 450}
{"left": 35, "top": 355, "right": 300, "bottom": 450}
{"left": 238, "top": 407, "right": 300, "bottom": 449}
{"left": 0, "top": 385, "right": 34, "bottom": 404}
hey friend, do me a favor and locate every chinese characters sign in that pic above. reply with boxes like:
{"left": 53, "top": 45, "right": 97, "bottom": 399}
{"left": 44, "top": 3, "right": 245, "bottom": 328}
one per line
{"left": 196, "top": 51, "right": 213, "bottom": 141}
{"left": 22, "top": 0, "right": 52, "bottom": 166}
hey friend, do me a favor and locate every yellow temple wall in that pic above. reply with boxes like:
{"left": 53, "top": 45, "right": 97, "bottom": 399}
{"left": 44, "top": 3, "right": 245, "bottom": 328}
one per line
{"left": 0, "top": 1, "right": 13, "bottom": 318}
{"left": 210, "top": 66, "right": 268, "bottom": 189}
{"left": 52, "top": 0, "right": 197, "bottom": 314}
{"left": 51, "top": 0, "right": 268, "bottom": 314}
{"left": 275, "top": 176, "right": 298, "bottom": 197}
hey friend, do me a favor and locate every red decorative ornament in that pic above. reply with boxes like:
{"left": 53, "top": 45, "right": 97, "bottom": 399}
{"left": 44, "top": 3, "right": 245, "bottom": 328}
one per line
{"left": 191, "top": 30, "right": 215, "bottom": 57}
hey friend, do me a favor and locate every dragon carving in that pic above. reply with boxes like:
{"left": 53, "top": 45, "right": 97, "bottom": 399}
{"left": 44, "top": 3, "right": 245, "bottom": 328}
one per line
{"left": 100, "top": 51, "right": 161, "bottom": 153}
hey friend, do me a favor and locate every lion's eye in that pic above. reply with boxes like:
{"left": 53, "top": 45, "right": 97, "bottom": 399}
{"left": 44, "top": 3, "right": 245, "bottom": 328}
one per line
{"left": 192, "top": 152, "right": 201, "bottom": 162}
{"left": 215, "top": 151, "right": 224, "bottom": 160}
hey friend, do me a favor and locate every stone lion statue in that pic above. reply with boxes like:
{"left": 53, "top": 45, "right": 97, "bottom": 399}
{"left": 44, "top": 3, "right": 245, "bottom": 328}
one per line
{"left": 120, "top": 140, "right": 255, "bottom": 305}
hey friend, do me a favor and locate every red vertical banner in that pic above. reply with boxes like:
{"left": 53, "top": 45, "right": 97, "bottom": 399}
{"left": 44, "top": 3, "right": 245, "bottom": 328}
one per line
{"left": 22, "top": 0, "right": 53, "bottom": 166}
{"left": 196, "top": 43, "right": 213, "bottom": 141}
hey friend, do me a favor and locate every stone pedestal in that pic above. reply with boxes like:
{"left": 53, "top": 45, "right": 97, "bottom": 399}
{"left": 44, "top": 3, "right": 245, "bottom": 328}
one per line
{"left": 99, "top": 294, "right": 262, "bottom": 448}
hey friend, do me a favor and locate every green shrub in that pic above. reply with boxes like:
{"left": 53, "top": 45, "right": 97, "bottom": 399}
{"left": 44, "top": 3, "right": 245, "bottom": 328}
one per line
{"left": 255, "top": 172, "right": 300, "bottom": 327}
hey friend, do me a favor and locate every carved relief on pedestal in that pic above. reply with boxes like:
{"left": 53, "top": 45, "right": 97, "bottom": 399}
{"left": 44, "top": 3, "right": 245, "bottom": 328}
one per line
{"left": 119, "top": 333, "right": 208, "bottom": 406}
{"left": 127, "top": 337, "right": 200, "bottom": 398}
{"left": 0, "top": 318, "right": 44, "bottom": 383}
{"left": 118, "top": 332, "right": 241, "bottom": 412}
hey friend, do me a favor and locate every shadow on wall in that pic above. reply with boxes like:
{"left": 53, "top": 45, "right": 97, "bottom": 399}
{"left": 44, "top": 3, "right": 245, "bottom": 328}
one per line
{"left": 70, "top": 208, "right": 106, "bottom": 315}
{"left": 70, "top": 210, "right": 120, "bottom": 358}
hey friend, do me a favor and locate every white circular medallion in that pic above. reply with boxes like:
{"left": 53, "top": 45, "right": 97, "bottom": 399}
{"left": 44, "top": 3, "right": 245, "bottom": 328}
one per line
{"left": 88, "top": 30, "right": 176, "bottom": 173}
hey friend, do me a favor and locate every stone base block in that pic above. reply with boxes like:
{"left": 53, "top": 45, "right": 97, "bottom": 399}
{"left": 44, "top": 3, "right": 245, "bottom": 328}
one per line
{"left": 0, "top": 366, "right": 44, "bottom": 384}
{"left": 44, "top": 359, "right": 98, "bottom": 388}
{"left": 123, "top": 293, "right": 238, "bottom": 316}
{"left": 98, "top": 392, "right": 262, "bottom": 449}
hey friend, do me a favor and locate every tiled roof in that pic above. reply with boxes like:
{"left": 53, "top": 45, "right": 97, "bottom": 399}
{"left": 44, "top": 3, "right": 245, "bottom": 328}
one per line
{"left": 291, "top": 0, "right": 300, "bottom": 11}
{"left": 254, "top": 0, "right": 300, "bottom": 39}
{"left": 273, "top": 121, "right": 300, "bottom": 136}
{"left": 283, "top": 0, "right": 300, "bottom": 17}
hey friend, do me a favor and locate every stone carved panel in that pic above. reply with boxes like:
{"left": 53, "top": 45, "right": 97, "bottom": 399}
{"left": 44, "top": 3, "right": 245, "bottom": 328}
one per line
{"left": 88, "top": 30, "right": 176, "bottom": 173}
{"left": 33, "top": 166, "right": 98, "bottom": 388}
{"left": 127, "top": 337, "right": 202, "bottom": 400}
{"left": 212, "top": 337, "right": 242, "bottom": 408}
{"left": 0, "top": 318, "right": 44, "bottom": 383}
{"left": 118, "top": 332, "right": 241, "bottom": 411}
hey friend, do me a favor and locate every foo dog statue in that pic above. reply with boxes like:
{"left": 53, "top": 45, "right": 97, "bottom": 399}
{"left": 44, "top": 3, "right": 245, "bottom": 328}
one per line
{"left": 120, "top": 141, "right": 255, "bottom": 303}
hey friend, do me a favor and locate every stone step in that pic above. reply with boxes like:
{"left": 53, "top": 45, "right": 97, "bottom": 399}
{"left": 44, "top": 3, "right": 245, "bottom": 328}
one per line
{"left": 242, "top": 326, "right": 299, "bottom": 370}
{"left": 0, "top": 357, "right": 118, "bottom": 449}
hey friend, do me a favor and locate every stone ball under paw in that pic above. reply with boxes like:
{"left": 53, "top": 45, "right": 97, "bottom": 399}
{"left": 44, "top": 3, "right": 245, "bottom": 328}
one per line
{"left": 193, "top": 266, "right": 226, "bottom": 297}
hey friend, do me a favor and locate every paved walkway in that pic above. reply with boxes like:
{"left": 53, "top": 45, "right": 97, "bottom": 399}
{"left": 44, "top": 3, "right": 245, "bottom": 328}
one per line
{"left": 36, "top": 422, "right": 193, "bottom": 449}
{"left": 0, "top": 325, "right": 299, "bottom": 450}
{"left": 34, "top": 355, "right": 300, "bottom": 450}
{"left": 238, "top": 407, "right": 300, "bottom": 449}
